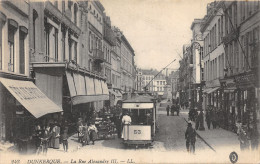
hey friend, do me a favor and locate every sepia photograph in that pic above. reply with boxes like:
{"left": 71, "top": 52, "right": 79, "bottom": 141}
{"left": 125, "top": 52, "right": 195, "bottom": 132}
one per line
{"left": 0, "top": 0, "right": 259, "bottom": 163}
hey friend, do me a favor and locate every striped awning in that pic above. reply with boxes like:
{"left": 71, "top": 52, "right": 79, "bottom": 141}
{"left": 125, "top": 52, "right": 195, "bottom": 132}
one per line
{"left": 0, "top": 78, "right": 62, "bottom": 118}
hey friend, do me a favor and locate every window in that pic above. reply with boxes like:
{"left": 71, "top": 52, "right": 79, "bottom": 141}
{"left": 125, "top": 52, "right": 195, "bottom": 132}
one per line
{"left": 62, "top": 1, "right": 65, "bottom": 13}
{"left": 8, "top": 20, "right": 18, "bottom": 72}
{"left": 54, "top": 28, "right": 58, "bottom": 62}
{"left": 68, "top": 0, "right": 72, "bottom": 10}
{"left": 74, "top": 42, "right": 77, "bottom": 63}
{"left": 160, "top": 81, "right": 162, "bottom": 85}
{"left": 62, "top": 27, "right": 66, "bottom": 61}
{"left": 74, "top": 4, "right": 78, "bottom": 25}
{"left": 33, "top": 10, "right": 38, "bottom": 50}
{"left": 69, "top": 35, "right": 72, "bottom": 61}
{"left": 89, "top": 32, "right": 92, "bottom": 53}
{"left": 157, "top": 81, "right": 159, "bottom": 85}
{"left": 19, "top": 27, "right": 27, "bottom": 74}
{"left": 44, "top": 21, "right": 50, "bottom": 62}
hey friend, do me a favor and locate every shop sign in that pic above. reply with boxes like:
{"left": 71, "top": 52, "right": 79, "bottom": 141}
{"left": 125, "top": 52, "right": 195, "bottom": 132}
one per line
{"left": 235, "top": 73, "right": 256, "bottom": 86}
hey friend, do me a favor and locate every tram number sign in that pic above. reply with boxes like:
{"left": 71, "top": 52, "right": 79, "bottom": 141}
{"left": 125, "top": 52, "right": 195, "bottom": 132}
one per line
{"left": 134, "top": 130, "right": 141, "bottom": 134}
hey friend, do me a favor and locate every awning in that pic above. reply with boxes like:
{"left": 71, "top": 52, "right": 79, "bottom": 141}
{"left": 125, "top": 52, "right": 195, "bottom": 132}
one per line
{"left": 0, "top": 78, "right": 62, "bottom": 118}
{"left": 65, "top": 71, "right": 109, "bottom": 105}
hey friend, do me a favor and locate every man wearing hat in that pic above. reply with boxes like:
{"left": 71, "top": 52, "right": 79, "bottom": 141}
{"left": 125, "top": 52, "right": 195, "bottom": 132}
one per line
{"left": 185, "top": 121, "right": 197, "bottom": 154}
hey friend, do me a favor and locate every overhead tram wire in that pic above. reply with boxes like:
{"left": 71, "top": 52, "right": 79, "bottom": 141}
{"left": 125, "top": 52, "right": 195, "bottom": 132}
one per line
{"left": 143, "top": 59, "right": 176, "bottom": 91}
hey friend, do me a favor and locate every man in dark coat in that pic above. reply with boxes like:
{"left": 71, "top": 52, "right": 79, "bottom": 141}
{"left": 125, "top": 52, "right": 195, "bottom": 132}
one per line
{"left": 185, "top": 121, "right": 196, "bottom": 154}
{"left": 205, "top": 109, "right": 211, "bottom": 130}
{"left": 166, "top": 105, "right": 170, "bottom": 116}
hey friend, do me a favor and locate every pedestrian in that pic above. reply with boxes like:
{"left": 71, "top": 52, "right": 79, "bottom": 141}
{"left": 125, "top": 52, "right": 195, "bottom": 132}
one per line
{"left": 185, "top": 121, "right": 197, "bottom": 154}
{"left": 42, "top": 126, "right": 51, "bottom": 155}
{"left": 88, "top": 122, "right": 98, "bottom": 145}
{"left": 78, "top": 124, "right": 84, "bottom": 143}
{"left": 82, "top": 123, "right": 90, "bottom": 146}
{"left": 121, "top": 112, "right": 132, "bottom": 138}
{"left": 115, "top": 114, "right": 122, "bottom": 138}
{"left": 205, "top": 109, "right": 211, "bottom": 130}
{"left": 171, "top": 104, "right": 175, "bottom": 116}
{"left": 176, "top": 103, "right": 180, "bottom": 116}
{"left": 52, "top": 122, "right": 60, "bottom": 149}
{"left": 166, "top": 105, "right": 170, "bottom": 116}
{"left": 211, "top": 109, "right": 217, "bottom": 129}
{"left": 61, "top": 125, "right": 69, "bottom": 152}
{"left": 34, "top": 123, "right": 43, "bottom": 154}
{"left": 238, "top": 127, "right": 249, "bottom": 151}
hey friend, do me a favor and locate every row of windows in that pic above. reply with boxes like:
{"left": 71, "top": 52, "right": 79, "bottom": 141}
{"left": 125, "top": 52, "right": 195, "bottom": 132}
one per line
{"left": 156, "top": 81, "right": 166, "bottom": 86}
{"left": 203, "top": 1, "right": 260, "bottom": 57}
{"left": 204, "top": 54, "right": 224, "bottom": 81}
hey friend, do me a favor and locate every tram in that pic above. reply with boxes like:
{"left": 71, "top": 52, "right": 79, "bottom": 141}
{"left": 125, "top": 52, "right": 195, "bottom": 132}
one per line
{"left": 121, "top": 94, "right": 156, "bottom": 147}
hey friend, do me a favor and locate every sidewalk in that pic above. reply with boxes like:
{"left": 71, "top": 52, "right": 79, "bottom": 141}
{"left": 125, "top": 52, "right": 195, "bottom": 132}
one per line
{"left": 179, "top": 109, "right": 240, "bottom": 153}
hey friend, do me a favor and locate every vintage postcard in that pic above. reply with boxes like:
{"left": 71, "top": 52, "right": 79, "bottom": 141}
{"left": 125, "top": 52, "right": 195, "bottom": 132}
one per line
{"left": 0, "top": 0, "right": 259, "bottom": 163}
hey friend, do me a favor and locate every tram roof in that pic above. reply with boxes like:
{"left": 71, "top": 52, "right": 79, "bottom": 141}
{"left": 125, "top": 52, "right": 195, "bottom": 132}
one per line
{"left": 123, "top": 94, "right": 154, "bottom": 103}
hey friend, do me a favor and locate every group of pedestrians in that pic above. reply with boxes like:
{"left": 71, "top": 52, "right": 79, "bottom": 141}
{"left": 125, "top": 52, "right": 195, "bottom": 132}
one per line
{"left": 205, "top": 106, "right": 218, "bottom": 130}
{"left": 166, "top": 103, "right": 180, "bottom": 116}
{"left": 34, "top": 121, "right": 68, "bottom": 155}
{"left": 77, "top": 118, "right": 98, "bottom": 146}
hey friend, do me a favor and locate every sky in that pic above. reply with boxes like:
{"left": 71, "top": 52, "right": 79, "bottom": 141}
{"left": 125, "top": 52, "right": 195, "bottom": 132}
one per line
{"left": 100, "top": 0, "right": 212, "bottom": 72}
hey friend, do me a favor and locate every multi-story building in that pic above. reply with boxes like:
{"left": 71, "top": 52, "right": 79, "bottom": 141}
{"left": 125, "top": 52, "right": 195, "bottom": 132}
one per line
{"left": 190, "top": 19, "right": 204, "bottom": 109}
{"left": 200, "top": 2, "right": 225, "bottom": 111}
{"left": 197, "top": 1, "right": 259, "bottom": 134}
{"left": 0, "top": 0, "right": 62, "bottom": 142}
{"left": 154, "top": 74, "right": 166, "bottom": 98}
{"left": 220, "top": 1, "right": 259, "bottom": 132}
{"left": 142, "top": 74, "right": 154, "bottom": 92}
{"left": 169, "top": 71, "right": 179, "bottom": 100}
{"left": 29, "top": 0, "right": 109, "bottom": 125}
{"left": 179, "top": 44, "right": 191, "bottom": 107}
{"left": 120, "top": 34, "right": 135, "bottom": 99}
{"left": 135, "top": 69, "right": 142, "bottom": 92}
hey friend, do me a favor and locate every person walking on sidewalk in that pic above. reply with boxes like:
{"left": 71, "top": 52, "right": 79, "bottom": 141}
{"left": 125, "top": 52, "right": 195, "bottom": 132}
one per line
{"left": 205, "top": 109, "right": 211, "bottom": 130}
{"left": 82, "top": 123, "right": 90, "bottom": 146}
{"left": 88, "top": 122, "right": 98, "bottom": 145}
{"left": 185, "top": 121, "right": 197, "bottom": 154}
{"left": 61, "top": 126, "right": 69, "bottom": 152}
{"left": 166, "top": 105, "right": 170, "bottom": 116}
{"left": 238, "top": 126, "right": 249, "bottom": 151}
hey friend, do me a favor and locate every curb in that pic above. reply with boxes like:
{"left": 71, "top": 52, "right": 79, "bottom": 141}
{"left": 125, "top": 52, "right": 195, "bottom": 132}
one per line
{"left": 182, "top": 115, "right": 216, "bottom": 153}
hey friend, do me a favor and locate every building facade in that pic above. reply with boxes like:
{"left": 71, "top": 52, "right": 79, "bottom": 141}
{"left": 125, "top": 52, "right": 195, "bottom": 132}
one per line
{"left": 0, "top": 0, "right": 62, "bottom": 143}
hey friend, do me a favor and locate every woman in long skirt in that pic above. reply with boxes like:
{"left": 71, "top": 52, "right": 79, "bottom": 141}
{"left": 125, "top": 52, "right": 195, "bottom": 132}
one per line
{"left": 52, "top": 123, "right": 60, "bottom": 149}
{"left": 88, "top": 123, "right": 98, "bottom": 145}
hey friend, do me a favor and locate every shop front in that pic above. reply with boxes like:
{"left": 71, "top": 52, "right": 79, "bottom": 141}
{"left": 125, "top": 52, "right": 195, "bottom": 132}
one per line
{"left": 0, "top": 76, "right": 62, "bottom": 153}
{"left": 31, "top": 62, "right": 109, "bottom": 127}
{"left": 220, "top": 77, "right": 237, "bottom": 132}
{"left": 235, "top": 70, "right": 259, "bottom": 138}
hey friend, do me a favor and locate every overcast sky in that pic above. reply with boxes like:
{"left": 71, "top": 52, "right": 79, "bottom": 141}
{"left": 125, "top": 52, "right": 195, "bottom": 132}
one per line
{"left": 100, "top": 0, "right": 212, "bottom": 72}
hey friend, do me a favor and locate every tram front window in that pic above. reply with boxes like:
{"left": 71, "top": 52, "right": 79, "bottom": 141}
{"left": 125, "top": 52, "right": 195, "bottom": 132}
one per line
{"left": 128, "top": 108, "right": 153, "bottom": 125}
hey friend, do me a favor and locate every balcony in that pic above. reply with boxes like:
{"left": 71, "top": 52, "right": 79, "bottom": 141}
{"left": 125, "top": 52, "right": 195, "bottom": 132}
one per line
{"left": 93, "top": 49, "right": 105, "bottom": 63}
